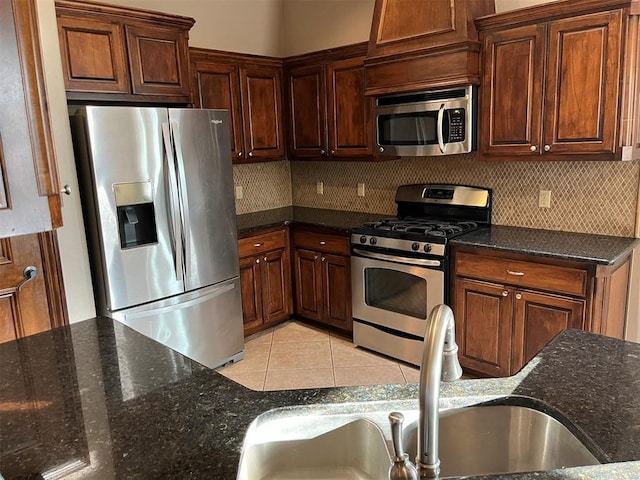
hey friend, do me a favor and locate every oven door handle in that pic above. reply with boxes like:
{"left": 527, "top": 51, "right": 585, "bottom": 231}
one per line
{"left": 352, "top": 248, "right": 442, "bottom": 267}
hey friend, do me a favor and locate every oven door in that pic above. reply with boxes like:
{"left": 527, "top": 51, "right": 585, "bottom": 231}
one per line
{"left": 351, "top": 252, "right": 444, "bottom": 338}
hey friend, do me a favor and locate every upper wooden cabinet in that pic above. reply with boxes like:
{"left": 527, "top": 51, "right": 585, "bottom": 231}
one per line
{"left": 477, "top": 0, "right": 640, "bottom": 161}
{"left": 284, "top": 43, "right": 374, "bottom": 160}
{"left": 364, "top": 0, "right": 495, "bottom": 95}
{"left": 191, "top": 49, "right": 285, "bottom": 163}
{"left": 0, "top": 0, "right": 62, "bottom": 238}
{"left": 56, "top": 0, "right": 194, "bottom": 103}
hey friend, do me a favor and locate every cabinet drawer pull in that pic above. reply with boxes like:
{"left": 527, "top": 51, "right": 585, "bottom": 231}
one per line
{"left": 544, "top": 145, "right": 551, "bottom": 152}
{"left": 530, "top": 145, "right": 537, "bottom": 152}
{"left": 515, "top": 293, "right": 522, "bottom": 300}
{"left": 314, "top": 255, "right": 318, "bottom": 260}
{"left": 263, "top": 256, "right": 267, "bottom": 261}
{"left": 319, "top": 241, "right": 326, "bottom": 245}
{"left": 253, "top": 243, "right": 263, "bottom": 248}
{"left": 321, "top": 257, "right": 326, "bottom": 262}
{"left": 256, "top": 258, "right": 260, "bottom": 264}
{"left": 502, "top": 290, "right": 508, "bottom": 297}
{"left": 507, "top": 270, "right": 525, "bottom": 276}
{"left": 238, "top": 151, "right": 243, "bottom": 157}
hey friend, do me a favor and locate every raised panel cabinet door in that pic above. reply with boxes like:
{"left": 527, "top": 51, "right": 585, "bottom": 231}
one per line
{"left": 239, "top": 66, "right": 285, "bottom": 160}
{"left": 239, "top": 255, "right": 263, "bottom": 335}
{"left": 293, "top": 248, "right": 322, "bottom": 322}
{"left": 125, "top": 24, "right": 191, "bottom": 98}
{"left": 453, "top": 278, "right": 513, "bottom": 377}
{"left": 260, "top": 248, "right": 292, "bottom": 324}
{"left": 56, "top": 14, "right": 129, "bottom": 93}
{"left": 286, "top": 64, "right": 327, "bottom": 158}
{"left": 544, "top": 10, "right": 622, "bottom": 156}
{"left": 479, "top": 24, "right": 545, "bottom": 157}
{"left": 326, "top": 57, "right": 373, "bottom": 158}
{"left": 191, "top": 61, "right": 244, "bottom": 161}
{"left": 321, "top": 253, "right": 352, "bottom": 331}
{"left": 511, "top": 290, "right": 585, "bottom": 374}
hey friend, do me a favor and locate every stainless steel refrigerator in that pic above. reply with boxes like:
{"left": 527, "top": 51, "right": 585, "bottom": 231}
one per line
{"left": 70, "top": 106, "right": 243, "bottom": 369}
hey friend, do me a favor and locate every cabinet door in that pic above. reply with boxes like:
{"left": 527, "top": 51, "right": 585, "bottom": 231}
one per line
{"left": 125, "top": 24, "right": 191, "bottom": 98}
{"left": 326, "top": 57, "right": 373, "bottom": 158}
{"left": 294, "top": 248, "right": 322, "bottom": 322}
{"left": 454, "top": 278, "right": 512, "bottom": 377}
{"left": 239, "top": 66, "right": 285, "bottom": 160}
{"left": 260, "top": 248, "right": 292, "bottom": 324}
{"left": 479, "top": 24, "right": 545, "bottom": 157}
{"left": 511, "top": 290, "right": 585, "bottom": 374}
{"left": 286, "top": 64, "right": 327, "bottom": 158}
{"left": 544, "top": 10, "right": 622, "bottom": 156}
{"left": 239, "top": 255, "right": 263, "bottom": 335}
{"left": 191, "top": 61, "right": 244, "bottom": 161}
{"left": 321, "top": 253, "right": 352, "bottom": 331}
{"left": 56, "top": 14, "right": 129, "bottom": 93}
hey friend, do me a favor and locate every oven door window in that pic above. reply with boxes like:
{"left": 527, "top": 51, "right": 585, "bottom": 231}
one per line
{"left": 364, "top": 267, "right": 427, "bottom": 319}
{"left": 377, "top": 111, "right": 437, "bottom": 146}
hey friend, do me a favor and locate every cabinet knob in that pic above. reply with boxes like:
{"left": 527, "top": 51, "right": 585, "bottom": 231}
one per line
{"left": 238, "top": 151, "right": 243, "bottom": 157}
{"left": 331, "top": 150, "right": 335, "bottom": 155}
{"left": 248, "top": 151, "right": 253, "bottom": 157}
{"left": 530, "top": 145, "right": 537, "bottom": 152}
{"left": 60, "top": 184, "right": 72, "bottom": 196}
{"left": 321, "top": 257, "right": 326, "bottom": 262}
{"left": 502, "top": 291, "right": 508, "bottom": 297}
{"left": 314, "top": 255, "right": 319, "bottom": 260}
{"left": 379, "top": 147, "right": 385, "bottom": 153}
{"left": 320, "top": 149, "right": 325, "bottom": 155}
{"left": 256, "top": 258, "right": 260, "bottom": 264}
{"left": 516, "top": 293, "right": 522, "bottom": 300}
{"left": 544, "top": 145, "right": 551, "bottom": 152}
{"left": 263, "top": 256, "right": 267, "bottom": 261}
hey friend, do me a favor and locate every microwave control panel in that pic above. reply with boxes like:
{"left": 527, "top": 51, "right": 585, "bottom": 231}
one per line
{"left": 447, "top": 109, "right": 466, "bottom": 142}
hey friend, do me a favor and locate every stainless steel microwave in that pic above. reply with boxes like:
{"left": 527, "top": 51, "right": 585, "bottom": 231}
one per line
{"left": 375, "top": 85, "right": 476, "bottom": 156}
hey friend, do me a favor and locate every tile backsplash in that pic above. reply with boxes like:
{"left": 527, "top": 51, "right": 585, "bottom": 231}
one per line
{"left": 235, "top": 154, "right": 640, "bottom": 237}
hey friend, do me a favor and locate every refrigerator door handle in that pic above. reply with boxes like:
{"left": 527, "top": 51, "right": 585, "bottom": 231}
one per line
{"left": 170, "top": 120, "right": 192, "bottom": 280}
{"left": 161, "top": 121, "right": 184, "bottom": 282}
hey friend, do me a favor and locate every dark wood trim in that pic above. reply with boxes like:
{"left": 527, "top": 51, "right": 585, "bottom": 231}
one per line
{"left": 284, "top": 42, "right": 368, "bottom": 66}
{"left": 38, "top": 231, "right": 68, "bottom": 329}
{"left": 189, "top": 47, "right": 283, "bottom": 68}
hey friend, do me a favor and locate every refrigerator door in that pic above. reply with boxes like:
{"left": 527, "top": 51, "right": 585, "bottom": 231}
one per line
{"left": 76, "top": 106, "right": 184, "bottom": 312}
{"left": 168, "top": 109, "right": 239, "bottom": 291}
{"left": 110, "top": 277, "right": 244, "bottom": 369}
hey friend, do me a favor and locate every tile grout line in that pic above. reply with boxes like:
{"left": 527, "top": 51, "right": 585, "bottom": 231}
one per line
{"left": 261, "top": 328, "right": 275, "bottom": 392}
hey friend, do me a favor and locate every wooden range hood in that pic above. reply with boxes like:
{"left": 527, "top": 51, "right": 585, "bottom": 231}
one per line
{"left": 364, "top": 0, "right": 495, "bottom": 96}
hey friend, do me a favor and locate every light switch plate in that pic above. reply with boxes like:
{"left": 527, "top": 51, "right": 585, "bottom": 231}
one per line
{"left": 235, "top": 185, "right": 243, "bottom": 200}
{"left": 539, "top": 190, "right": 551, "bottom": 208}
{"left": 357, "top": 183, "right": 365, "bottom": 197}
{"left": 316, "top": 181, "right": 324, "bottom": 195}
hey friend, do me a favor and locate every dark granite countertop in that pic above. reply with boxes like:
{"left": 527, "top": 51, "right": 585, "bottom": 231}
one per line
{"left": 451, "top": 225, "right": 640, "bottom": 265}
{"left": 2, "top": 318, "right": 640, "bottom": 479}
{"left": 236, "top": 206, "right": 385, "bottom": 236}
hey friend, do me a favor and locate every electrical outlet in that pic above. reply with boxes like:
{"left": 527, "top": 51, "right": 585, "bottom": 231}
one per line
{"left": 235, "top": 185, "right": 243, "bottom": 200}
{"left": 539, "top": 190, "right": 551, "bottom": 208}
{"left": 357, "top": 183, "right": 365, "bottom": 197}
{"left": 316, "top": 181, "right": 324, "bottom": 195}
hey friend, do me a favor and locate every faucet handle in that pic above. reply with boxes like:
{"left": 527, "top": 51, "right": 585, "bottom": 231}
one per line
{"left": 388, "top": 412, "right": 418, "bottom": 480}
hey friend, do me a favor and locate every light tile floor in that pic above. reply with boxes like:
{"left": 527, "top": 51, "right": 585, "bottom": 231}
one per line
{"left": 216, "top": 320, "right": 421, "bottom": 391}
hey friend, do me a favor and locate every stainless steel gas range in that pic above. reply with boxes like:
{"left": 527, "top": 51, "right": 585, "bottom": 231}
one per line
{"left": 350, "top": 184, "right": 492, "bottom": 366}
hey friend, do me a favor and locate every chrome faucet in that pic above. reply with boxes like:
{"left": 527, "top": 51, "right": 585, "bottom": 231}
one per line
{"left": 389, "top": 304, "right": 462, "bottom": 479}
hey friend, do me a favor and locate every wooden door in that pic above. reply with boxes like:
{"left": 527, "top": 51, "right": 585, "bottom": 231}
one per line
{"left": 321, "top": 253, "right": 352, "bottom": 331}
{"left": 260, "top": 248, "right": 292, "bottom": 324}
{"left": 511, "top": 290, "right": 585, "bottom": 373}
{"left": 326, "top": 57, "right": 373, "bottom": 158}
{"left": 0, "top": 232, "right": 66, "bottom": 344}
{"left": 191, "top": 60, "right": 244, "bottom": 161}
{"left": 293, "top": 248, "right": 322, "bottom": 322}
{"left": 479, "top": 24, "right": 546, "bottom": 157}
{"left": 286, "top": 64, "right": 327, "bottom": 158}
{"left": 543, "top": 10, "right": 622, "bottom": 156}
{"left": 239, "top": 66, "right": 285, "bottom": 160}
{"left": 125, "top": 24, "right": 191, "bottom": 98}
{"left": 454, "top": 278, "right": 512, "bottom": 377}
{"left": 239, "top": 255, "right": 263, "bottom": 335}
{"left": 56, "top": 14, "right": 129, "bottom": 93}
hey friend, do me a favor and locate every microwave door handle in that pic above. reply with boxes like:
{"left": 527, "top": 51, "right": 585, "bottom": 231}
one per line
{"left": 171, "top": 120, "right": 192, "bottom": 280}
{"left": 437, "top": 103, "right": 446, "bottom": 154}
{"left": 162, "top": 122, "right": 183, "bottom": 282}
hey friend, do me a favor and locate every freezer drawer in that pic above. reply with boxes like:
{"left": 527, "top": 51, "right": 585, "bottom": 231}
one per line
{"left": 111, "top": 277, "right": 244, "bottom": 369}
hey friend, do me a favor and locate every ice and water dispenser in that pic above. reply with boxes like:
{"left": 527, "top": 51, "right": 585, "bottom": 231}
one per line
{"left": 113, "top": 182, "right": 158, "bottom": 249}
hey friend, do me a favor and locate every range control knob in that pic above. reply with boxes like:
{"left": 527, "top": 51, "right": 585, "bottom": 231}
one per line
{"left": 423, "top": 244, "right": 432, "bottom": 253}
{"left": 359, "top": 235, "right": 367, "bottom": 244}
{"left": 369, "top": 237, "right": 377, "bottom": 245}
{"left": 411, "top": 242, "right": 420, "bottom": 251}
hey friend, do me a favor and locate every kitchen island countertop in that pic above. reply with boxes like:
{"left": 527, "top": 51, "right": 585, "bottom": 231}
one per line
{"left": 2, "top": 318, "right": 640, "bottom": 479}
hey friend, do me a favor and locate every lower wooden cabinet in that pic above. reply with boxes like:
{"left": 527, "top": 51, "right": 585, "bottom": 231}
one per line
{"left": 452, "top": 246, "right": 630, "bottom": 377}
{"left": 238, "top": 228, "right": 292, "bottom": 336}
{"left": 292, "top": 228, "right": 352, "bottom": 332}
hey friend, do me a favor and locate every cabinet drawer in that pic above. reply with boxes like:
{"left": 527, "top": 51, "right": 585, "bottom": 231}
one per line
{"left": 293, "top": 230, "right": 350, "bottom": 255}
{"left": 238, "top": 229, "right": 287, "bottom": 258}
{"left": 454, "top": 252, "right": 587, "bottom": 297}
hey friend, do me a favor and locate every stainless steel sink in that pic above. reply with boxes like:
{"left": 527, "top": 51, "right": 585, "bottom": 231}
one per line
{"left": 237, "top": 397, "right": 601, "bottom": 480}
{"left": 402, "top": 404, "right": 600, "bottom": 478}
